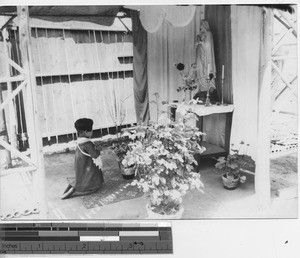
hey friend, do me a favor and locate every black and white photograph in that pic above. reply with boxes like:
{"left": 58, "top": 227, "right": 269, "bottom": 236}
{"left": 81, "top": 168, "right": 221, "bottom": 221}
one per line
{"left": 0, "top": 3, "right": 297, "bottom": 222}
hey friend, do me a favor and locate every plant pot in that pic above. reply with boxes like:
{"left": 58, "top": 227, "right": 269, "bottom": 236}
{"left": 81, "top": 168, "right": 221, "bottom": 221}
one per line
{"left": 222, "top": 173, "right": 240, "bottom": 190}
{"left": 145, "top": 204, "right": 184, "bottom": 219}
{"left": 119, "top": 163, "right": 135, "bottom": 180}
{"left": 122, "top": 174, "right": 135, "bottom": 180}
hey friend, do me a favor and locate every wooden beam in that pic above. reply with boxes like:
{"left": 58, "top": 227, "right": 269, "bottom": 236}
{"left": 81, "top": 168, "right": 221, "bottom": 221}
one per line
{"left": 272, "top": 55, "right": 297, "bottom": 60}
{"left": 271, "top": 61, "right": 297, "bottom": 97}
{"left": 0, "top": 79, "right": 27, "bottom": 112}
{"left": 271, "top": 28, "right": 293, "bottom": 55}
{"left": 272, "top": 86, "right": 297, "bottom": 120}
{"left": 17, "top": 6, "right": 47, "bottom": 218}
{"left": 11, "top": 16, "right": 129, "bottom": 32}
{"left": 0, "top": 165, "right": 36, "bottom": 177}
{"left": 0, "top": 75, "right": 26, "bottom": 83}
{"left": 255, "top": 8, "right": 272, "bottom": 207}
{"left": 0, "top": 138, "right": 36, "bottom": 166}
{"left": 274, "top": 75, "right": 297, "bottom": 101}
{"left": 0, "top": 85, "right": 12, "bottom": 168}
{"left": 278, "top": 10, "right": 297, "bottom": 37}
{"left": 274, "top": 13, "right": 297, "bottom": 37}
{"left": 0, "top": 52, "right": 27, "bottom": 74}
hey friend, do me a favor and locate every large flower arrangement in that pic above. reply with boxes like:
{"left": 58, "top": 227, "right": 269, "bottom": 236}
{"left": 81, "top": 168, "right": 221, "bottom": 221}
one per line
{"left": 175, "top": 63, "right": 198, "bottom": 92}
{"left": 122, "top": 112, "right": 205, "bottom": 216}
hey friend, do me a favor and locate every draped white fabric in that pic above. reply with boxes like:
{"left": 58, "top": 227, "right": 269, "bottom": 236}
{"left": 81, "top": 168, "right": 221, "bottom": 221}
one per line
{"left": 126, "top": 5, "right": 197, "bottom": 33}
{"left": 147, "top": 6, "right": 204, "bottom": 123}
{"left": 230, "top": 6, "right": 263, "bottom": 159}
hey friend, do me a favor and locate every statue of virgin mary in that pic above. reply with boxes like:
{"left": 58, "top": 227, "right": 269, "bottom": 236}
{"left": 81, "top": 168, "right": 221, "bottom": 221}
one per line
{"left": 193, "top": 20, "right": 219, "bottom": 102}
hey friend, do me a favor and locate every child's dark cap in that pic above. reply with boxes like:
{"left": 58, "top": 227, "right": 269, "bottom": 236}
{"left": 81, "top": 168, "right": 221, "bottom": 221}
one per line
{"left": 75, "top": 118, "right": 93, "bottom": 132}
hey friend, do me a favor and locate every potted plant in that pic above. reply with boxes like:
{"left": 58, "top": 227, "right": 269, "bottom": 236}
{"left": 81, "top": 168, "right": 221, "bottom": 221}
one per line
{"left": 111, "top": 141, "right": 135, "bottom": 180}
{"left": 215, "top": 142, "right": 255, "bottom": 190}
{"left": 122, "top": 111, "right": 205, "bottom": 219}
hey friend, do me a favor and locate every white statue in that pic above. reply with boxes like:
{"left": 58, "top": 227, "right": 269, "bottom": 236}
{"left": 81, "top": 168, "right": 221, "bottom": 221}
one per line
{"left": 194, "top": 20, "right": 218, "bottom": 101}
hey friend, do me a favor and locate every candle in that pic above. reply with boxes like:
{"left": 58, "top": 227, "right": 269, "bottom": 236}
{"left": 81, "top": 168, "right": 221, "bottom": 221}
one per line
{"left": 207, "top": 63, "right": 210, "bottom": 78}
{"left": 222, "top": 65, "right": 225, "bottom": 80}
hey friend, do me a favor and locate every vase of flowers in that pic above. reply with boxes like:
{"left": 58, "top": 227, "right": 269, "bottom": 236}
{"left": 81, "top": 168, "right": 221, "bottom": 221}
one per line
{"left": 175, "top": 63, "right": 198, "bottom": 104}
{"left": 122, "top": 111, "right": 205, "bottom": 219}
{"left": 215, "top": 142, "right": 255, "bottom": 190}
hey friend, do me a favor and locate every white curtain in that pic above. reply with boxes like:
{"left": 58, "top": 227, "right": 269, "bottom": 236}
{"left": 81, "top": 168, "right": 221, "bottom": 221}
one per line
{"left": 126, "top": 5, "right": 197, "bottom": 33}
{"left": 230, "top": 6, "right": 263, "bottom": 159}
{"left": 147, "top": 6, "right": 204, "bottom": 123}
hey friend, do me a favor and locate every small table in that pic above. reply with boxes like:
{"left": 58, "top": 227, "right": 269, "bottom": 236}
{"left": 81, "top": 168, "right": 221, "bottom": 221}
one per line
{"left": 169, "top": 103, "right": 234, "bottom": 157}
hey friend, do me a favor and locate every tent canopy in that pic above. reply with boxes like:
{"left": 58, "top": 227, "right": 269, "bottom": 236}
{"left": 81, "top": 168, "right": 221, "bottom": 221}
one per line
{"left": 0, "top": 6, "right": 123, "bottom": 26}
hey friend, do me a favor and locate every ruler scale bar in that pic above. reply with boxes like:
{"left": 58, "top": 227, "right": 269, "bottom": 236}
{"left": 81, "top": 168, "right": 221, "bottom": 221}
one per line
{"left": 0, "top": 222, "right": 173, "bottom": 254}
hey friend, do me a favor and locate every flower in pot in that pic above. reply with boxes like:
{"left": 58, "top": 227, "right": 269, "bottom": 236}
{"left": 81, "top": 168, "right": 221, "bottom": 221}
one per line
{"left": 215, "top": 142, "right": 255, "bottom": 190}
{"left": 112, "top": 141, "right": 135, "bottom": 179}
{"left": 123, "top": 112, "right": 205, "bottom": 218}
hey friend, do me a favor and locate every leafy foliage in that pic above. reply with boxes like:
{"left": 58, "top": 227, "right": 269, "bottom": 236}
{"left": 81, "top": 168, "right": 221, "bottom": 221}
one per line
{"left": 123, "top": 112, "right": 206, "bottom": 215}
{"left": 215, "top": 142, "right": 255, "bottom": 182}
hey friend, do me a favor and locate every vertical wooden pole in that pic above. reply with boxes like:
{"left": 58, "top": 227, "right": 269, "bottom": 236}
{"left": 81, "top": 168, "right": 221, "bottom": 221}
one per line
{"left": 17, "top": 6, "right": 47, "bottom": 218}
{"left": 3, "top": 32, "right": 18, "bottom": 150}
{"left": 0, "top": 85, "right": 12, "bottom": 168}
{"left": 255, "top": 9, "right": 273, "bottom": 207}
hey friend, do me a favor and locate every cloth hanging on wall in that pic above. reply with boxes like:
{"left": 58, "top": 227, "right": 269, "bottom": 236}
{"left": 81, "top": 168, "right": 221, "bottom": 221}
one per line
{"left": 201, "top": 5, "right": 232, "bottom": 150}
{"left": 126, "top": 5, "right": 196, "bottom": 33}
{"left": 205, "top": 5, "right": 232, "bottom": 103}
{"left": 131, "top": 10, "right": 150, "bottom": 123}
{"left": 0, "top": 6, "right": 121, "bottom": 26}
{"left": 230, "top": 6, "right": 263, "bottom": 159}
{"left": 147, "top": 6, "right": 204, "bottom": 123}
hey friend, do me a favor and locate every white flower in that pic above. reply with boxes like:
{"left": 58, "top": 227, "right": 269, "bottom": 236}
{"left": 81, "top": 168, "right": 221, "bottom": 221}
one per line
{"left": 172, "top": 153, "right": 184, "bottom": 163}
{"left": 152, "top": 189, "right": 160, "bottom": 201}
{"left": 158, "top": 113, "right": 171, "bottom": 126}
{"left": 170, "top": 178, "right": 177, "bottom": 188}
{"left": 240, "top": 176, "right": 247, "bottom": 183}
{"left": 160, "top": 177, "right": 166, "bottom": 185}
{"left": 180, "top": 184, "right": 189, "bottom": 191}
{"left": 169, "top": 190, "right": 182, "bottom": 203}
{"left": 176, "top": 102, "right": 188, "bottom": 116}
{"left": 152, "top": 175, "right": 160, "bottom": 186}
{"left": 153, "top": 140, "right": 162, "bottom": 147}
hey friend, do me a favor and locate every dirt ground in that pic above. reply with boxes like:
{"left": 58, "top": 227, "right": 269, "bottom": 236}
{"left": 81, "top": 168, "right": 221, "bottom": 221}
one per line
{"left": 40, "top": 149, "right": 297, "bottom": 220}
{"left": 1, "top": 146, "right": 297, "bottom": 220}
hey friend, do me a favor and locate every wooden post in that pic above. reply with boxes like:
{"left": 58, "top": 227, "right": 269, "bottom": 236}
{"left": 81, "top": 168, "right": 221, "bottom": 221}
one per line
{"left": 255, "top": 8, "right": 273, "bottom": 207}
{"left": 0, "top": 85, "right": 12, "bottom": 168}
{"left": 17, "top": 6, "right": 47, "bottom": 218}
{"left": 3, "top": 32, "right": 19, "bottom": 150}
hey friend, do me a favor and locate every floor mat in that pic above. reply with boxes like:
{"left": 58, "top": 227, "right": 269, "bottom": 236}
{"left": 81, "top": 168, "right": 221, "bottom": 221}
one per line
{"left": 67, "top": 170, "right": 143, "bottom": 209}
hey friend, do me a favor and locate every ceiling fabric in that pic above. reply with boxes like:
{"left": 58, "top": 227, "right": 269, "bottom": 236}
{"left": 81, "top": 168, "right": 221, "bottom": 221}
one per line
{"left": 0, "top": 6, "right": 122, "bottom": 26}
{"left": 125, "top": 5, "right": 196, "bottom": 33}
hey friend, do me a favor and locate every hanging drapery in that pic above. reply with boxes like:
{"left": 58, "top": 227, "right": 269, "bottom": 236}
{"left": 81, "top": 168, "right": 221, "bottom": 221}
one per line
{"left": 147, "top": 6, "right": 204, "bottom": 123}
{"left": 200, "top": 5, "right": 232, "bottom": 150}
{"left": 205, "top": 5, "right": 232, "bottom": 103}
{"left": 230, "top": 6, "right": 263, "bottom": 159}
{"left": 0, "top": 6, "right": 121, "bottom": 26}
{"left": 126, "top": 5, "right": 196, "bottom": 33}
{"left": 131, "top": 10, "right": 150, "bottom": 123}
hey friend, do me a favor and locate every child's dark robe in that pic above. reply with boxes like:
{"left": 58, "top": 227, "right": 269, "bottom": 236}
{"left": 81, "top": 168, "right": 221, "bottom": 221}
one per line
{"left": 72, "top": 138, "right": 104, "bottom": 195}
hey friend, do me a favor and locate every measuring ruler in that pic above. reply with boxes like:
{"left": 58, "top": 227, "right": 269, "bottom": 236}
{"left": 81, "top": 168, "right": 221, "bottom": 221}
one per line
{"left": 0, "top": 221, "right": 172, "bottom": 254}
